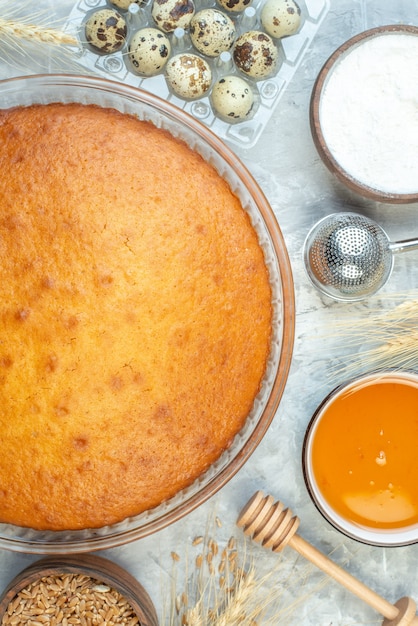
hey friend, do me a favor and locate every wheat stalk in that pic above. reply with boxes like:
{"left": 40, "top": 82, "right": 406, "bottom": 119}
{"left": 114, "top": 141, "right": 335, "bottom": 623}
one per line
{"left": 323, "top": 293, "right": 418, "bottom": 379}
{"left": 209, "top": 567, "right": 259, "bottom": 626}
{"left": 0, "top": 17, "right": 78, "bottom": 47}
{"left": 0, "top": 3, "right": 82, "bottom": 73}
{"left": 163, "top": 517, "right": 337, "bottom": 626}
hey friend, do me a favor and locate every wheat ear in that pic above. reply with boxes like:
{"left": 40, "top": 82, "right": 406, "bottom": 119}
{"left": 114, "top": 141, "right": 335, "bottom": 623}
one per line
{"left": 0, "top": 17, "right": 78, "bottom": 47}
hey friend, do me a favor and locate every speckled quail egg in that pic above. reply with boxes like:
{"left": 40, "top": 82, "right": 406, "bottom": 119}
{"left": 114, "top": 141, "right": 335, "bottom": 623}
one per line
{"left": 233, "top": 30, "right": 279, "bottom": 78}
{"left": 109, "top": 0, "right": 143, "bottom": 9}
{"left": 216, "top": 0, "right": 252, "bottom": 13}
{"left": 129, "top": 28, "right": 171, "bottom": 76}
{"left": 85, "top": 9, "right": 127, "bottom": 53}
{"left": 151, "top": 0, "right": 195, "bottom": 33}
{"left": 211, "top": 75, "right": 255, "bottom": 121}
{"left": 261, "top": 0, "right": 301, "bottom": 38}
{"left": 166, "top": 53, "right": 212, "bottom": 99}
{"left": 190, "top": 9, "right": 236, "bottom": 57}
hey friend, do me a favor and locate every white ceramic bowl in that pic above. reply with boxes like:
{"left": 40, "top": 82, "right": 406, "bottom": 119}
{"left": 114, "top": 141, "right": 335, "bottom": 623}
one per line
{"left": 0, "top": 73, "right": 294, "bottom": 553}
{"left": 303, "top": 371, "right": 418, "bottom": 546}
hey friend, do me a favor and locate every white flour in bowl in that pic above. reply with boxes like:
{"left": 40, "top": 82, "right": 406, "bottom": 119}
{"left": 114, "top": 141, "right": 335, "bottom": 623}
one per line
{"left": 319, "top": 31, "right": 418, "bottom": 195}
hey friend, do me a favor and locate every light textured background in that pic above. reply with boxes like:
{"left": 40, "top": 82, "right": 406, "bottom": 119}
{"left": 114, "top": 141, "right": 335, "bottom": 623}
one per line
{"left": 0, "top": 1, "right": 417, "bottom": 624}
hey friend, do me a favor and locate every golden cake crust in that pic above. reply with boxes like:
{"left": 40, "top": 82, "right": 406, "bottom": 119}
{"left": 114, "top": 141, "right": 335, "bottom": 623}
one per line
{"left": 0, "top": 103, "right": 272, "bottom": 530}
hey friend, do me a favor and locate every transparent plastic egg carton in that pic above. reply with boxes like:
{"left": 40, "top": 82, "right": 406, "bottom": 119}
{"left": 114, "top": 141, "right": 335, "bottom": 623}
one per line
{"left": 66, "top": 0, "right": 329, "bottom": 149}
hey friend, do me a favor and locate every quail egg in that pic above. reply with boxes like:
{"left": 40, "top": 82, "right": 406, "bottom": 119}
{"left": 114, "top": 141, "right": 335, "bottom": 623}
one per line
{"left": 190, "top": 9, "right": 236, "bottom": 57}
{"left": 129, "top": 28, "right": 171, "bottom": 76}
{"left": 216, "top": 0, "right": 252, "bottom": 13}
{"left": 166, "top": 53, "right": 212, "bottom": 99}
{"left": 233, "top": 30, "right": 279, "bottom": 78}
{"left": 211, "top": 75, "right": 255, "bottom": 121}
{"left": 151, "top": 0, "right": 195, "bottom": 33}
{"left": 109, "top": 0, "right": 143, "bottom": 9}
{"left": 85, "top": 9, "right": 127, "bottom": 53}
{"left": 261, "top": 0, "right": 301, "bottom": 38}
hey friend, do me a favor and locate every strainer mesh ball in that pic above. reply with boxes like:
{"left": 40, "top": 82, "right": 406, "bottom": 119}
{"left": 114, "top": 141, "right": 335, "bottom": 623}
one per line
{"left": 304, "top": 213, "right": 393, "bottom": 301}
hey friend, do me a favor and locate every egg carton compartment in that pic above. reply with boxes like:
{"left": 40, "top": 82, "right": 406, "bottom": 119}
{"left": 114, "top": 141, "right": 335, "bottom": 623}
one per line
{"left": 65, "top": 0, "right": 329, "bottom": 150}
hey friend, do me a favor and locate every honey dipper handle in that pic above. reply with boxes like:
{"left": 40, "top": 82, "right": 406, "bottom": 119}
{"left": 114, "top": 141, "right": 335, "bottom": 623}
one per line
{"left": 289, "top": 534, "right": 399, "bottom": 621}
{"left": 238, "top": 492, "right": 418, "bottom": 624}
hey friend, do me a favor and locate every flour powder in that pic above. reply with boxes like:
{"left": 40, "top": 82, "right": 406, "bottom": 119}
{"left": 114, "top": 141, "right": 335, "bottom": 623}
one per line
{"left": 319, "top": 32, "right": 418, "bottom": 195}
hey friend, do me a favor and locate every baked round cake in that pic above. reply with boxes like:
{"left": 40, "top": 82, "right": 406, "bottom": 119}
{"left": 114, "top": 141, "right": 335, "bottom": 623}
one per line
{"left": 0, "top": 102, "right": 272, "bottom": 531}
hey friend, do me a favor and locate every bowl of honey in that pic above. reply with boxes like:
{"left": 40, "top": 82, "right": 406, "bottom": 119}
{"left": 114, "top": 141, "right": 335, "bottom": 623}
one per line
{"left": 302, "top": 371, "right": 418, "bottom": 546}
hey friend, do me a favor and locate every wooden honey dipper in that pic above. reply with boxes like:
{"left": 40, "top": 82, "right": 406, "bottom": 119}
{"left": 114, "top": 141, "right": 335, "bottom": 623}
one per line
{"left": 237, "top": 491, "right": 418, "bottom": 626}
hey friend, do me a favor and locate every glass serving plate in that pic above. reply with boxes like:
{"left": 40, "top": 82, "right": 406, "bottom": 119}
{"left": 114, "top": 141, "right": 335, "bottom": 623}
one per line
{"left": 0, "top": 73, "right": 294, "bottom": 553}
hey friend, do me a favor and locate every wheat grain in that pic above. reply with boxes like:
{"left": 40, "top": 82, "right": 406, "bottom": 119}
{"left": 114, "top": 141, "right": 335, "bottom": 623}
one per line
{"left": 1, "top": 574, "right": 139, "bottom": 625}
{"left": 193, "top": 536, "right": 204, "bottom": 546}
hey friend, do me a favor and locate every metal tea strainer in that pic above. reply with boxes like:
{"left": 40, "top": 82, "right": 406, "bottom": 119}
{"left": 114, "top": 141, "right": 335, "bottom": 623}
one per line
{"left": 303, "top": 212, "right": 418, "bottom": 301}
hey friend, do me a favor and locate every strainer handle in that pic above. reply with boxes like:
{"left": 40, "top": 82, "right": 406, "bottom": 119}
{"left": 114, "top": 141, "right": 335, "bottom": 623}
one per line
{"left": 389, "top": 238, "right": 418, "bottom": 254}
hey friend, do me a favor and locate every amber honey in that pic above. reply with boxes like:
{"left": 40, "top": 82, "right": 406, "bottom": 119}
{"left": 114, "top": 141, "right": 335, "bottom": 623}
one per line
{"left": 307, "top": 373, "right": 418, "bottom": 532}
